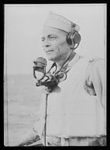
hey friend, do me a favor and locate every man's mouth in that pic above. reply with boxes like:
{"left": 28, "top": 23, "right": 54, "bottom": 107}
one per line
{"left": 46, "top": 50, "right": 54, "bottom": 53}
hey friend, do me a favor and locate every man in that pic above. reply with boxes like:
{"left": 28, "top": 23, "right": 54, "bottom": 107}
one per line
{"left": 18, "top": 12, "right": 106, "bottom": 146}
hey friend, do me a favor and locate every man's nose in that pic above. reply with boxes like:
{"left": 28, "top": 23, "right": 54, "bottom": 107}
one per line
{"left": 43, "top": 39, "right": 51, "bottom": 47}
{"left": 45, "top": 44, "right": 50, "bottom": 47}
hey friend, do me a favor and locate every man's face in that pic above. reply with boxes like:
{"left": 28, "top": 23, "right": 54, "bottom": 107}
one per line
{"left": 42, "top": 26, "right": 70, "bottom": 62}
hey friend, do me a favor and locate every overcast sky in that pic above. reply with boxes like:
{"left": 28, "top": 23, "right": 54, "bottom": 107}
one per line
{"left": 4, "top": 4, "right": 106, "bottom": 75}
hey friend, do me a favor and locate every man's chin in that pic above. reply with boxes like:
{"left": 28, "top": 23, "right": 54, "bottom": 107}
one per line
{"left": 46, "top": 56, "right": 56, "bottom": 61}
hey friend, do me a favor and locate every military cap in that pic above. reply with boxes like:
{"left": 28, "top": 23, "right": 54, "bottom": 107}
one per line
{"left": 44, "top": 11, "right": 80, "bottom": 33}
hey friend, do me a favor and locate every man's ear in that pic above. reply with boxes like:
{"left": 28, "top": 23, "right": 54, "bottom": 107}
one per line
{"left": 69, "top": 43, "right": 80, "bottom": 50}
{"left": 69, "top": 44, "right": 75, "bottom": 50}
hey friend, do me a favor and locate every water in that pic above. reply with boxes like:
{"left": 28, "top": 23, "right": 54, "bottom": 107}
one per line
{"left": 4, "top": 74, "right": 43, "bottom": 146}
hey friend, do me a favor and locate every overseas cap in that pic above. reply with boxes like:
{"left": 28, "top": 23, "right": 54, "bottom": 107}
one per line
{"left": 44, "top": 11, "right": 80, "bottom": 33}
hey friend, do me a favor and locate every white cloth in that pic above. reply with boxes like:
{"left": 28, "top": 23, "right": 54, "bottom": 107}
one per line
{"left": 33, "top": 55, "right": 106, "bottom": 138}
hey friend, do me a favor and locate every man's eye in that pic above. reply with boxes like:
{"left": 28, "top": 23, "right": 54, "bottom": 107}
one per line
{"left": 49, "top": 36, "right": 57, "bottom": 40}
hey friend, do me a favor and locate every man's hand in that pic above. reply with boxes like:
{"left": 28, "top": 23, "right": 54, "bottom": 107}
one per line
{"left": 16, "top": 129, "right": 43, "bottom": 146}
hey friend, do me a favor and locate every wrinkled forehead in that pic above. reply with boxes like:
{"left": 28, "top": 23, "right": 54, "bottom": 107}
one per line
{"left": 42, "top": 26, "right": 67, "bottom": 36}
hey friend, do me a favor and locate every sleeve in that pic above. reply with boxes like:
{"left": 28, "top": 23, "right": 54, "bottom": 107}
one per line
{"left": 85, "top": 58, "right": 106, "bottom": 109}
{"left": 33, "top": 93, "right": 46, "bottom": 138}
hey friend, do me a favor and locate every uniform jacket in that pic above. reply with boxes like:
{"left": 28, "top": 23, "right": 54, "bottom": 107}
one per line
{"left": 33, "top": 54, "right": 106, "bottom": 138}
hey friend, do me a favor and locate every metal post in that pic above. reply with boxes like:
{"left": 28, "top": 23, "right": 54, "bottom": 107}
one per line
{"left": 44, "top": 93, "right": 48, "bottom": 146}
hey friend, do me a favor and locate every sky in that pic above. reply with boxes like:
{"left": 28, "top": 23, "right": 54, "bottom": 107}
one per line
{"left": 4, "top": 4, "right": 106, "bottom": 75}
